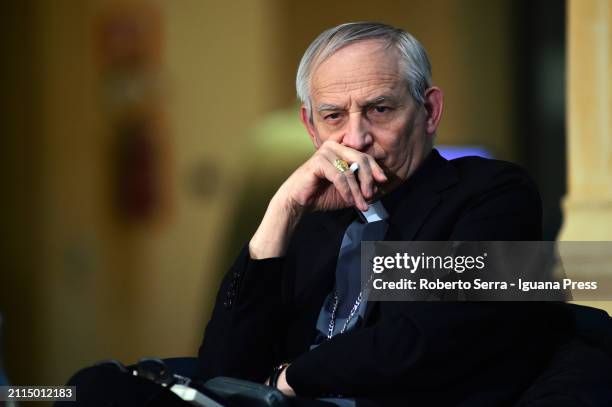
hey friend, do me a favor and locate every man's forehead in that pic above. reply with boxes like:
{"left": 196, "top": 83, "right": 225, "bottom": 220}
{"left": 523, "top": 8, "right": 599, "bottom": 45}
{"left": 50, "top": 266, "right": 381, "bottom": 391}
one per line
{"left": 310, "top": 40, "right": 405, "bottom": 105}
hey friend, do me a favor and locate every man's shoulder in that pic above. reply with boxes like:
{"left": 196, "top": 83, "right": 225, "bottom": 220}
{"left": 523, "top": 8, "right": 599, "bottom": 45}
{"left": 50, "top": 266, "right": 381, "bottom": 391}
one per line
{"left": 449, "top": 154, "right": 532, "bottom": 180}
{"left": 445, "top": 154, "right": 538, "bottom": 195}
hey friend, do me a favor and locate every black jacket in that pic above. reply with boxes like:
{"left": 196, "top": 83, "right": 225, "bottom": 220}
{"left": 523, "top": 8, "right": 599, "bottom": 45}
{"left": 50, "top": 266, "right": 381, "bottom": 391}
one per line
{"left": 198, "top": 149, "right": 570, "bottom": 406}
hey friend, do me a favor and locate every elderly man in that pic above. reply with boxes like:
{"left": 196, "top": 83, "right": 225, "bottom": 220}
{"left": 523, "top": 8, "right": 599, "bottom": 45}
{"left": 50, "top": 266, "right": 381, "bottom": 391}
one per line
{"left": 198, "top": 22, "right": 566, "bottom": 405}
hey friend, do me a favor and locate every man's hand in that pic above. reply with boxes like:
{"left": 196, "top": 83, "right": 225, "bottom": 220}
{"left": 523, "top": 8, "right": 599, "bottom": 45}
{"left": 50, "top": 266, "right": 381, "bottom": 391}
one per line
{"left": 278, "top": 140, "right": 388, "bottom": 213}
{"left": 249, "top": 141, "right": 387, "bottom": 259}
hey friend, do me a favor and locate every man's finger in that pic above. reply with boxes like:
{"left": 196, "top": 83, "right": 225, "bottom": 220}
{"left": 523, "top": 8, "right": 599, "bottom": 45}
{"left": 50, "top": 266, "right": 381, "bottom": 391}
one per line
{"left": 344, "top": 169, "right": 369, "bottom": 211}
{"left": 313, "top": 154, "right": 354, "bottom": 205}
{"left": 336, "top": 148, "right": 380, "bottom": 200}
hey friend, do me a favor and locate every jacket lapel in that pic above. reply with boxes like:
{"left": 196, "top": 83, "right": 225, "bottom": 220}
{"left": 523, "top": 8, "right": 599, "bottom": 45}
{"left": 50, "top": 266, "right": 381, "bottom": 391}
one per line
{"left": 384, "top": 149, "right": 458, "bottom": 239}
{"left": 385, "top": 190, "right": 441, "bottom": 241}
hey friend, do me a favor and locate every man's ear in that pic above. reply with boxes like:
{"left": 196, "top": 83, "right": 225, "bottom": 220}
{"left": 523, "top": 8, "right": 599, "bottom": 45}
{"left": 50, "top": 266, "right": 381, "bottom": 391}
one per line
{"left": 423, "top": 87, "right": 444, "bottom": 135}
{"left": 300, "top": 105, "right": 321, "bottom": 148}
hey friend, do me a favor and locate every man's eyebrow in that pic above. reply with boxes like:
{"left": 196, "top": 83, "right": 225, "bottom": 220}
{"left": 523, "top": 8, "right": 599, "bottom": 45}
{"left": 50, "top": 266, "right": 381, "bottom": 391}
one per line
{"left": 316, "top": 103, "right": 344, "bottom": 113}
{"left": 360, "top": 95, "right": 397, "bottom": 107}
{"left": 316, "top": 96, "right": 398, "bottom": 114}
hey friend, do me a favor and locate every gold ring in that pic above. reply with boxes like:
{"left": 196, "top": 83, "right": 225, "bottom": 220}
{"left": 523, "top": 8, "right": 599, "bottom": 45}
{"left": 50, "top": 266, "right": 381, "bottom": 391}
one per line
{"left": 333, "top": 158, "right": 350, "bottom": 173}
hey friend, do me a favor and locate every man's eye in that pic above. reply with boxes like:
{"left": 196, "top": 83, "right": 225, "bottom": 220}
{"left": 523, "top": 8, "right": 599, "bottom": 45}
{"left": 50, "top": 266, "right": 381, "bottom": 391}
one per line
{"left": 325, "top": 113, "right": 341, "bottom": 120}
{"left": 373, "top": 106, "right": 390, "bottom": 113}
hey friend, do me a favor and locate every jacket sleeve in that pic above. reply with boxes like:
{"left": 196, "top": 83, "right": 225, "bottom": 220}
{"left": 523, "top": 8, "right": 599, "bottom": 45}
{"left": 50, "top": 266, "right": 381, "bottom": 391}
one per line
{"left": 285, "top": 302, "right": 545, "bottom": 397}
{"left": 197, "top": 245, "right": 289, "bottom": 382}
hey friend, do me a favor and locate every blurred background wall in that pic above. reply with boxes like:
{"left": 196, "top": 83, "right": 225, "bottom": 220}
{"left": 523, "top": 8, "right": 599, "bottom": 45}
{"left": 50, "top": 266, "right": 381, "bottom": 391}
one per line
{"left": 0, "top": 0, "right": 608, "bottom": 388}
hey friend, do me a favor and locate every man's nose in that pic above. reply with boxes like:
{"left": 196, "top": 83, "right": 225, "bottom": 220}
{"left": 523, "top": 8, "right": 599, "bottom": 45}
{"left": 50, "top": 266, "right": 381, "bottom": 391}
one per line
{"left": 341, "top": 111, "right": 373, "bottom": 151}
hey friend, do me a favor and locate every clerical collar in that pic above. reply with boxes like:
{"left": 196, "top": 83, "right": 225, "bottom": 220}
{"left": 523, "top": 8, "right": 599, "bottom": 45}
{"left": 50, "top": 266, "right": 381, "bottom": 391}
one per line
{"left": 357, "top": 200, "right": 389, "bottom": 223}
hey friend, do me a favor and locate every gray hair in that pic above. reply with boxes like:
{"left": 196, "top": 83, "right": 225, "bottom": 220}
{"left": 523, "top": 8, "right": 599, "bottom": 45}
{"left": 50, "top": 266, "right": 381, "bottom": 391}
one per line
{"left": 296, "top": 22, "right": 432, "bottom": 121}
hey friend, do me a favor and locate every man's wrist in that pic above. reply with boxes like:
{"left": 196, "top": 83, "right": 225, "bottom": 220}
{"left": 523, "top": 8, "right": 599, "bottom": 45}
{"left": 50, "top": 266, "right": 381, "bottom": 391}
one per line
{"left": 249, "top": 192, "right": 303, "bottom": 259}
{"left": 269, "top": 362, "right": 289, "bottom": 388}
{"left": 276, "top": 364, "right": 295, "bottom": 396}
{"left": 271, "top": 185, "right": 305, "bottom": 221}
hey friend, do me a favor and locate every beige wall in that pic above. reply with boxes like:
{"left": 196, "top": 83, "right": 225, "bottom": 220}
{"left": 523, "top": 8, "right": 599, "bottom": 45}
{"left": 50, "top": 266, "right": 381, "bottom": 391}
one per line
{"left": 2, "top": 0, "right": 286, "bottom": 384}
{"left": 562, "top": 0, "right": 612, "bottom": 315}
{"left": 37, "top": 0, "right": 292, "bottom": 384}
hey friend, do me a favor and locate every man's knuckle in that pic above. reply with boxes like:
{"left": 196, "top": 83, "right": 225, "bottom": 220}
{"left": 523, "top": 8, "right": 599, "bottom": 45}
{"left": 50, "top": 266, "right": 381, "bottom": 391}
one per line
{"left": 311, "top": 154, "right": 325, "bottom": 167}
{"left": 321, "top": 140, "right": 335, "bottom": 151}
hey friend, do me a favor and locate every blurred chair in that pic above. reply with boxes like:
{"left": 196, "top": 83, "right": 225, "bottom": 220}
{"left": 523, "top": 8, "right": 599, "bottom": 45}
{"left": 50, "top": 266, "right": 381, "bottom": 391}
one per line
{"left": 516, "top": 304, "right": 612, "bottom": 406}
